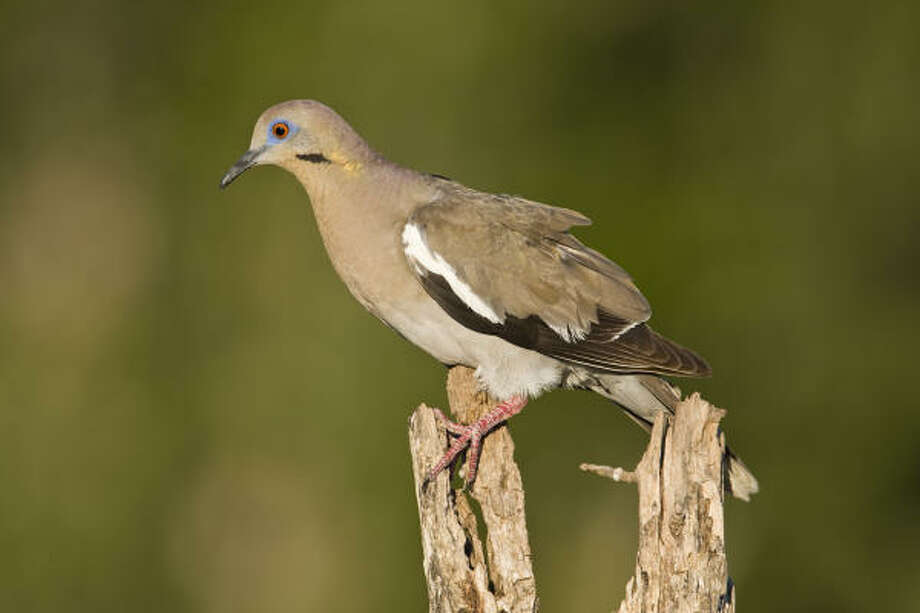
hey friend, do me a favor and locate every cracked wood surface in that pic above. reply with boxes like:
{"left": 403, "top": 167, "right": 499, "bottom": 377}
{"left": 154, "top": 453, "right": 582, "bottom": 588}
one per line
{"left": 409, "top": 366, "right": 537, "bottom": 613}
{"left": 412, "top": 371, "right": 738, "bottom": 612}
{"left": 583, "top": 392, "right": 736, "bottom": 613}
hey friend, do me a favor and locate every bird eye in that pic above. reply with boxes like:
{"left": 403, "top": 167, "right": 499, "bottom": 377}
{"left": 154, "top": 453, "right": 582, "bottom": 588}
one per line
{"left": 272, "top": 122, "right": 289, "bottom": 139}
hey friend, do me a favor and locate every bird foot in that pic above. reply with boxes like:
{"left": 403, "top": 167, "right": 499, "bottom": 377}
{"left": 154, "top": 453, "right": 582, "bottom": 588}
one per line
{"left": 422, "top": 396, "right": 527, "bottom": 491}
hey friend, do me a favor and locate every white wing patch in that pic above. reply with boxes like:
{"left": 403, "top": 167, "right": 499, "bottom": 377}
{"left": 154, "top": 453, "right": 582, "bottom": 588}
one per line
{"left": 402, "top": 223, "right": 504, "bottom": 325}
{"left": 615, "top": 320, "right": 640, "bottom": 339}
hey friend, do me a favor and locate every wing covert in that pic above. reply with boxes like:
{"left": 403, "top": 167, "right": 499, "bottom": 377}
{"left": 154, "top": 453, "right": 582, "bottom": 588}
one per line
{"left": 402, "top": 186, "right": 709, "bottom": 377}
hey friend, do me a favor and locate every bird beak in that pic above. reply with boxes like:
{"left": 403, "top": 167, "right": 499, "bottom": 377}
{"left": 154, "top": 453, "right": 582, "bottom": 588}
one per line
{"left": 219, "top": 146, "right": 266, "bottom": 189}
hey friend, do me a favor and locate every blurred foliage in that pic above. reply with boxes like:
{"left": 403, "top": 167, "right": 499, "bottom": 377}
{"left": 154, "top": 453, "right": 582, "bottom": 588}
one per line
{"left": 1, "top": 1, "right": 918, "bottom": 611}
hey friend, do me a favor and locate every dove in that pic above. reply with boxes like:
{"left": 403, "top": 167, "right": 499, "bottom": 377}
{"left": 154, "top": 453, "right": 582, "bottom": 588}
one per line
{"left": 220, "top": 100, "right": 757, "bottom": 499}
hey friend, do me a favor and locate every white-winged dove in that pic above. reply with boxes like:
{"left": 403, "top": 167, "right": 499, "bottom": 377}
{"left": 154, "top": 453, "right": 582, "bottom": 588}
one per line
{"left": 221, "top": 100, "right": 758, "bottom": 500}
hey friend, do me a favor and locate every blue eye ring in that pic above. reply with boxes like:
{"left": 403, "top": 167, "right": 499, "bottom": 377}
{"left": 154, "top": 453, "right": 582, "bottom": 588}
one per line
{"left": 266, "top": 119, "right": 298, "bottom": 143}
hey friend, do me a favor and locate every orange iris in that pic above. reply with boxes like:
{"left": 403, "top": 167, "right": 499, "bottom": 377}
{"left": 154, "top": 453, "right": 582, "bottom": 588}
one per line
{"left": 272, "top": 122, "right": 289, "bottom": 139}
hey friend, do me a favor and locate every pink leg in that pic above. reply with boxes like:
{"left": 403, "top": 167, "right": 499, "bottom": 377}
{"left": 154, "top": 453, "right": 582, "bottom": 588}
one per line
{"left": 423, "top": 395, "right": 528, "bottom": 490}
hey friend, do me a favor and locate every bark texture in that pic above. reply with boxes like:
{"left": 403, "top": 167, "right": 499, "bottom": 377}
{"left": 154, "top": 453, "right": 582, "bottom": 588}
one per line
{"left": 409, "top": 366, "right": 537, "bottom": 613}
{"left": 581, "top": 392, "right": 735, "bottom": 613}
{"left": 412, "top": 371, "right": 738, "bottom": 612}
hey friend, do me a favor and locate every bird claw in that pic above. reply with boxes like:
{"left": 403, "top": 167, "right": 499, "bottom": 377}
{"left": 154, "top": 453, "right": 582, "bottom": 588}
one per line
{"left": 432, "top": 408, "right": 471, "bottom": 436}
{"left": 422, "top": 396, "right": 527, "bottom": 494}
{"left": 424, "top": 413, "right": 479, "bottom": 490}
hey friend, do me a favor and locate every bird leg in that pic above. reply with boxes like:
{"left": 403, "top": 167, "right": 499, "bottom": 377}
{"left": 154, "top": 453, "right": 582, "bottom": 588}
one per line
{"left": 424, "top": 395, "right": 528, "bottom": 490}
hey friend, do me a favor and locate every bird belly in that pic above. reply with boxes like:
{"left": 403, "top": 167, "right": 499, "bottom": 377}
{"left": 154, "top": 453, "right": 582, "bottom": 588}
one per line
{"left": 379, "top": 294, "right": 563, "bottom": 401}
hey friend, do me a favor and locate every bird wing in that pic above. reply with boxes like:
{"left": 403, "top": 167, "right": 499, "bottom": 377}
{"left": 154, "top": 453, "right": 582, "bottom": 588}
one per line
{"left": 402, "top": 186, "right": 710, "bottom": 377}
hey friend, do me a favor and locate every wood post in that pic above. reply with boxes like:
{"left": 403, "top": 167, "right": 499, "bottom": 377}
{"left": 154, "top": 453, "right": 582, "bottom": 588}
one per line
{"left": 582, "top": 393, "right": 735, "bottom": 612}
{"left": 409, "top": 366, "right": 537, "bottom": 613}
{"left": 411, "top": 367, "right": 737, "bottom": 612}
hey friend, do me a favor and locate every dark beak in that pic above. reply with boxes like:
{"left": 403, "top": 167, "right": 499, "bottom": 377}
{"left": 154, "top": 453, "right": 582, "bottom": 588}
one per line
{"left": 219, "top": 146, "right": 266, "bottom": 189}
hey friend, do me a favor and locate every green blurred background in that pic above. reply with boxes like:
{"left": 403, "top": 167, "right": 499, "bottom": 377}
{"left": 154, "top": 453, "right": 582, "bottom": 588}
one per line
{"left": 1, "top": 1, "right": 918, "bottom": 611}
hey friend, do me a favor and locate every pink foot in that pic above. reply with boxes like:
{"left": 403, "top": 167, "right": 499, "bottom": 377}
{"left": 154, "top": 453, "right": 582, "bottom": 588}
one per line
{"left": 422, "top": 395, "right": 528, "bottom": 491}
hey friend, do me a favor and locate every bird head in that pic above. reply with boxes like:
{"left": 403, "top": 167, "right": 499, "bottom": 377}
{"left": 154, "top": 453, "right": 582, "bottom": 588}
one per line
{"left": 220, "top": 99, "right": 371, "bottom": 189}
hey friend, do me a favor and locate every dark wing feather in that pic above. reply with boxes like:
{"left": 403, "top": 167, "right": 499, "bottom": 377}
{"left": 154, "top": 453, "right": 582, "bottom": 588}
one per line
{"left": 542, "top": 317, "right": 711, "bottom": 376}
{"left": 419, "top": 272, "right": 710, "bottom": 378}
{"left": 407, "top": 184, "right": 710, "bottom": 378}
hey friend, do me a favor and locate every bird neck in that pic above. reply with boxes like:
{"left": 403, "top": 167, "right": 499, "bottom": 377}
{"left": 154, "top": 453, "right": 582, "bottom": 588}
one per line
{"left": 289, "top": 152, "right": 376, "bottom": 207}
{"left": 288, "top": 159, "right": 433, "bottom": 317}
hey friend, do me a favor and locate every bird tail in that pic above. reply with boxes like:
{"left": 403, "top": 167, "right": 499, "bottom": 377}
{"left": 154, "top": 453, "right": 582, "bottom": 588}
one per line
{"left": 724, "top": 447, "right": 759, "bottom": 502}
{"left": 583, "top": 372, "right": 759, "bottom": 501}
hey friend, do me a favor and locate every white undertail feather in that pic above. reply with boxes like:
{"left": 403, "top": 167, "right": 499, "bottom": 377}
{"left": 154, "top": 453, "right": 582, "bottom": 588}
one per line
{"left": 402, "top": 222, "right": 504, "bottom": 324}
{"left": 726, "top": 452, "right": 759, "bottom": 502}
{"left": 473, "top": 352, "right": 562, "bottom": 400}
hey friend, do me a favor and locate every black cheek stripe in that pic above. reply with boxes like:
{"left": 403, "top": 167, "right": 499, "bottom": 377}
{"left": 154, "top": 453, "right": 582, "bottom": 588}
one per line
{"left": 296, "top": 153, "right": 331, "bottom": 164}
